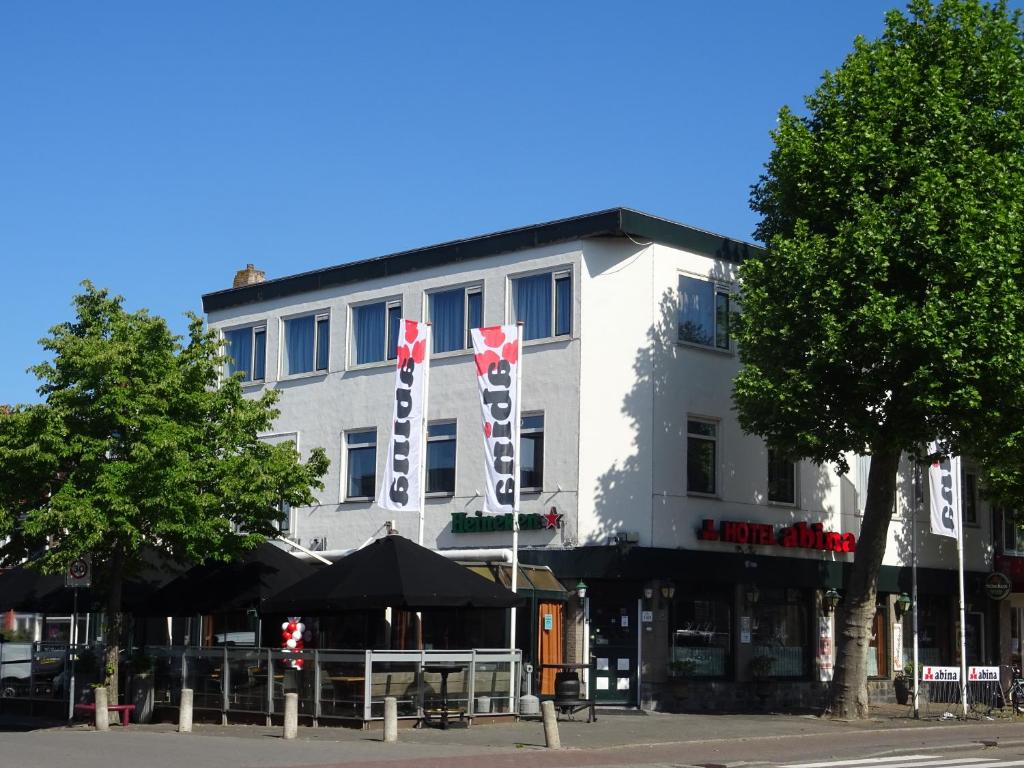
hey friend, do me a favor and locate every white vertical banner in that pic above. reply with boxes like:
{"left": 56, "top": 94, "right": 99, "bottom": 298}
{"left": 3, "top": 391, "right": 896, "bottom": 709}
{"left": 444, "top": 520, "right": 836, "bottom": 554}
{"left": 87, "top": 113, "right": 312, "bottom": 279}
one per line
{"left": 377, "top": 320, "right": 430, "bottom": 513}
{"left": 471, "top": 324, "right": 522, "bottom": 514}
{"left": 927, "top": 441, "right": 961, "bottom": 540}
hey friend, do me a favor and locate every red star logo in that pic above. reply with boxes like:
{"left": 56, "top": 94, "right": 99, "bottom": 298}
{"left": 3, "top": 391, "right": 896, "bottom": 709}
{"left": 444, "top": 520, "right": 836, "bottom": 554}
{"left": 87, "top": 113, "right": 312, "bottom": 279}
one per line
{"left": 542, "top": 509, "right": 562, "bottom": 529}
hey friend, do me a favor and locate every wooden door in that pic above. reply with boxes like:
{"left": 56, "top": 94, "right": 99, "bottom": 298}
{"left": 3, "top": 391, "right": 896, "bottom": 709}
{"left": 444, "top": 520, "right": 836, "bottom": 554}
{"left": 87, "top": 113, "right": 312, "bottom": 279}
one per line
{"left": 537, "top": 601, "right": 565, "bottom": 695}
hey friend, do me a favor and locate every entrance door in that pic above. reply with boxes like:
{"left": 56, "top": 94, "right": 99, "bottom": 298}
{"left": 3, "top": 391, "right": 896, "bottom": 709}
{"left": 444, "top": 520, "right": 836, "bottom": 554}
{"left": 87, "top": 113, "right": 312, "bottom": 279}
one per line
{"left": 589, "top": 600, "right": 637, "bottom": 705}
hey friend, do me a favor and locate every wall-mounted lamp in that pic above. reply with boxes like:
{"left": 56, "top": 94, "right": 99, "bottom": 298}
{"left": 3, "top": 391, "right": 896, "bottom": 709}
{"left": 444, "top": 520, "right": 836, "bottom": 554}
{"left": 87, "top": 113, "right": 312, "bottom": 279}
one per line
{"left": 822, "top": 588, "right": 841, "bottom": 615}
{"left": 661, "top": 583, "right": 676, "bottom": 600}
{"left": 895, "top": 592, "right": 912, "bottom": 619}
{"left": 745, "top": 585, "right": 760, "bottom": 607}
{"left": 643, "top": 586, "right": 654, "bottom": 600}
{"left": 575, "top": 579, "right": 589, "bottom": 600}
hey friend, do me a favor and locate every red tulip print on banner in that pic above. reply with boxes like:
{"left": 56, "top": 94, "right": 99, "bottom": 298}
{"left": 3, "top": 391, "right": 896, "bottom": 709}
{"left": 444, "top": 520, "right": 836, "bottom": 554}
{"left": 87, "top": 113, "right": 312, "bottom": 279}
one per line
{"left": 378, "top": 320, "right": 431, "bottom": 512}
{"left": 471, "top": 324, "right": 522, "bottom": 515}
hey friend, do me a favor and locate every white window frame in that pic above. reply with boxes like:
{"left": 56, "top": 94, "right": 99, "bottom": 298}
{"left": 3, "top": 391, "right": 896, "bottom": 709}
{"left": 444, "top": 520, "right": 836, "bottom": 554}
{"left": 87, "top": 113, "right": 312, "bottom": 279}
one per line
{"left": 508, "top": 267, "right": 573, "bottom": 342}
{"left": 427, "top": 284, "right": 484, "bottom": 355}
{"left": 425, "top": 420, "right": 457, "bottom": 496}
{"left": 677, "top": 273, "right": 733, "bottom": 352}
{"left": 686, "top": 417, "right": 718, "bottom": 497}
{"left": 343, "top": 428, "right": 377, "bottom": 502}
{"left": 767, "top": 448, "right": 798, "bottom": 506}
{"left": 520, "top": 412, "right": 545, "bottom": 493}
{"left": 280, "top": 310, "right": 330, "bottom": 378}
{"left": 222, "top": 323, "right": 267, "bottom": 383}
{"left": 349, "top": 297, "right": 403, "bottom": 368}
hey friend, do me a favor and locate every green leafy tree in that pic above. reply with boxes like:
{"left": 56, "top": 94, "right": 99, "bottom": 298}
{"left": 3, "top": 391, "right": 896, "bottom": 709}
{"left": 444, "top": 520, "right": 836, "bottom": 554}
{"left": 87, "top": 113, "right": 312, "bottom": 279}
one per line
{"left": 0, "top": 283, "right": 329, "bottom": 701}
{"left": 736, "top": 0, "right": 1024, "bottom": 718}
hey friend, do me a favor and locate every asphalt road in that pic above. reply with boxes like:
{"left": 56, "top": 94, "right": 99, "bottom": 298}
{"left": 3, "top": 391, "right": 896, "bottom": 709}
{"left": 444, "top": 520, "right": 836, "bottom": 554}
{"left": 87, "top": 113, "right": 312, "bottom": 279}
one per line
{"left": 3, "top": 710, "right": 1024, "bottom": 768}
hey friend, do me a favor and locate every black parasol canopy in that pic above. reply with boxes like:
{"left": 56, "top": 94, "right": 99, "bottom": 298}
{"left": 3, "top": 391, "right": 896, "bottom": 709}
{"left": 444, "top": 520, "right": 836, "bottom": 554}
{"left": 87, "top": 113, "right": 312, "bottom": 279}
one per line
{"left": 139, "top": 542, "right": 317, "bottom": 616}
{"left": 262, "top": 534, "right": 519, "bottom": 614}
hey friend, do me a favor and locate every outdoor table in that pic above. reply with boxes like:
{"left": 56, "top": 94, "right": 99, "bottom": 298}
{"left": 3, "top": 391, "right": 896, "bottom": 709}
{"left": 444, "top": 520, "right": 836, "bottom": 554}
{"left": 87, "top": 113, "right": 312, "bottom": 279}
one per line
{"left": 421, "top": 663, "right": 467, "bottom": 729}
{"left": 541, "top": 662, "right": 596, "bottom": 722}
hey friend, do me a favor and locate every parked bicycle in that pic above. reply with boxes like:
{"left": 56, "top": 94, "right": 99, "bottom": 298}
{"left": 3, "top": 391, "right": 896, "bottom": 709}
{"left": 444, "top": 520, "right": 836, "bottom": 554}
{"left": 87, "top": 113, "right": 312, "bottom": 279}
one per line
{"left": 986, "top": 665, "right": 1024, "bottom": 714}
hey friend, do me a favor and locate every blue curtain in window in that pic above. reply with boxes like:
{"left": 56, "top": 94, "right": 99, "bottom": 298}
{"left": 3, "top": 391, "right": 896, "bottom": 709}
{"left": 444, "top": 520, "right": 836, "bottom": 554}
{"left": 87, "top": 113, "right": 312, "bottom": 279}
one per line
{"left": 514, "top": 274, "right": 551, "bottom": 341}
{"left": 555, "top": 277, "right": 571, "bottom": 336}
{"left": 316, "top": 318, "right": 330, "bottom": 371}
{"left": 224, "top": 328, "right": 252, "bottom": 380}
{"left": 387, "top": 305, "right": 401, "bottom": 360}
{"left": 253, "top": 330, "right": 266, "bottom": 380}
{"left": 431, "top": 288, "right": 464, "bottom": 353}
{"left": 355, "top": 303, "right": 385, "bottom": 364}
{"left": 467, "top": 292, "right": 482, "bottom": 347}
{"left": 678, "top": 276, "right": 714, "bottom": 345}
{"left": 285, "top": 316, "right": 315, "bottom": 375}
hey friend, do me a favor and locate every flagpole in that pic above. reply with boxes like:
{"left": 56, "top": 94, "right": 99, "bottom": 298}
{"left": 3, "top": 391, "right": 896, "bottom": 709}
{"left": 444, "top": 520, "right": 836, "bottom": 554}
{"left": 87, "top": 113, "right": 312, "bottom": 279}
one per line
{"left": 510, "top": 322, "right": 523, "bottom": 712}
{"left": 418, "top": 323, "right": 431, "bottom": 548}
{"left": 956, "top": 459, "right": 968, "bottom": 718}
{"left": 912, "top": 460, "right": 920, "bottom": 719}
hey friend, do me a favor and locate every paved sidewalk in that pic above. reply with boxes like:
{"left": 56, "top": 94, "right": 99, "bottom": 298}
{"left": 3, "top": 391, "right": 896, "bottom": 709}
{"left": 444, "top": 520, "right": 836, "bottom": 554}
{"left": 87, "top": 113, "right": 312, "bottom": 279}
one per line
{"left": 2, "top": 706, "right": 1023, "bottom": 768}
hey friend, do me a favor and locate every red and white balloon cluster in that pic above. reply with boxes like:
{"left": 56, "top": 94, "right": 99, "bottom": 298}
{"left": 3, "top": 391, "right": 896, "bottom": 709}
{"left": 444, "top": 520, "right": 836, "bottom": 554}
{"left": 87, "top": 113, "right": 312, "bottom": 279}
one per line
{"left": 280, "top": 617, "right": 311, "bottom": 669}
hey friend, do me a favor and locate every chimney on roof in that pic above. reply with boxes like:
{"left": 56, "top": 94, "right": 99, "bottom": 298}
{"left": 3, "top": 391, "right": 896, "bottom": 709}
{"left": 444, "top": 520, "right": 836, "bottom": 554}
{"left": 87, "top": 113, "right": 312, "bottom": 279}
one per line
{"left": 232, "top": 263, "right": 265, "bottom": 288}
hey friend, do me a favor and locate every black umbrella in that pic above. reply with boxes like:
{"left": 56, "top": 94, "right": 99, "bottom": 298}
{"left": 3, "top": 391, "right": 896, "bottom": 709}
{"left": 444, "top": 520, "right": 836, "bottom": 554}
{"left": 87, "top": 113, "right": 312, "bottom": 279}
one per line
{"left": 0, "top": 548, "right": 183, "bottom": 614}
{"left": 140, "top": 542, "right": 318, "bottom": 616}
{"left": 262, "top": 534, "right": 519, "bottom": 614}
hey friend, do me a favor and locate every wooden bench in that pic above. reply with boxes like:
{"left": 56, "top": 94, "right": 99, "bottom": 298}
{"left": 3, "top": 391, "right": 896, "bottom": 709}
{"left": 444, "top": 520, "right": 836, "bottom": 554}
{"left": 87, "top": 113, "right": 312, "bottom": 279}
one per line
{"left": 73, "top": 703, "right": 136, "bottom": 727}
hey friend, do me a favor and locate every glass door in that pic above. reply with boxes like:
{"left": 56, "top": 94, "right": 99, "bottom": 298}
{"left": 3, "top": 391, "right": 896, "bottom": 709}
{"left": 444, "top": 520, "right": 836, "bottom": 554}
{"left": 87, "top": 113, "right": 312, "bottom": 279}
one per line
{"left": 589, "top": 599, "right": 637, "bottom": 705}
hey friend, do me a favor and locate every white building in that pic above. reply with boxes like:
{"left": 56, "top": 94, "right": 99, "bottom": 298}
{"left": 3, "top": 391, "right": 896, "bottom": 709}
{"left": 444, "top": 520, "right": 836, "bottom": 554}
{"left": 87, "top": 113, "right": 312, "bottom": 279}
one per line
{"left": 203, "top": 208, "right": 1000, "bottom": 710}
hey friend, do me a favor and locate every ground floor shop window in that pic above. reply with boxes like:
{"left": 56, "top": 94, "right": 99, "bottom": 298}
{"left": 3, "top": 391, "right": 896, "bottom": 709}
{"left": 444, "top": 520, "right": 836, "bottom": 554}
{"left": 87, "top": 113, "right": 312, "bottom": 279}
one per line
{"left": 867, "top": 606, "right": 888, "bottom": 677}
{"left": 751, "top": 588, "right": 808, "bottom": 678}
{"left": 901, "top": 594, "right": 950, "bottom": 666}
{"left": 670, "top": 589, "right": 731, "bottom": 677}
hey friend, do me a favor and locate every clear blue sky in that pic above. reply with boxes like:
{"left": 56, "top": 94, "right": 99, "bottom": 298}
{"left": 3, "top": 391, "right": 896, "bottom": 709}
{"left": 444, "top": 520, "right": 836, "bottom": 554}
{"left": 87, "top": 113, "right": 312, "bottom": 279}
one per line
{"left": 0, "top": 1, "right": 989, "bottom": 404}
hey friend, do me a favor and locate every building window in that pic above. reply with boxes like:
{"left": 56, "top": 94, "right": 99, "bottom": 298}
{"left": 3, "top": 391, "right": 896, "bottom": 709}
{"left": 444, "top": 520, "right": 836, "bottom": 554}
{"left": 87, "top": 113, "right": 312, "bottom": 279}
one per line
{"left": 767, "top": 448, "right": 796, "bottom": 505}
{"left": 426, "top": 422, "right": 456, "bottom": 494}
{"left": 671, "top": 590, "right": 732, "bottom": 678}
{"left": 1000, "top": 508, "right": 1024, "bottom": 554}
{"left": 963, "top": 472, "right": 978, "bottom": 525}
{"left": 353, "top": 300, "right": 401, "bottom": 365}
{"left": 430, "top": 287, "right": 483, "bottom": 354}
{"left": 512, "top": 270, "right": 571, "bottom": 341}
{"left": 521, "top": 414, "right": 544, "bottom": 491}
{"left": 276, "top": 500, "right": 292, "bottom": 534}
{"left": 751, "top": 588, "right": 808, "bottom": 678}
{"left": 678, "top": 275, "right": 730, "bottom": 349}
{"left": 283, "top": 313, "right": 329, "bottom": 376}
{"left": 687, "top": 419, "right": 717, "bottom": 495}
{"left": 345, "top": 429, "right": 376, "bottom": 500}
{"left": 224, "top": 325, "right": 266, "bottom": 382}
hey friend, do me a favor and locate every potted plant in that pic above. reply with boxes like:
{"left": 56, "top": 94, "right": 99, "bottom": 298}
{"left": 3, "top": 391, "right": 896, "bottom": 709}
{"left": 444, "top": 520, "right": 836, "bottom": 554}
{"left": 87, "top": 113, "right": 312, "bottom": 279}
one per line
{"left": 129, "top": 652, "right": 155, "bottom": 723}
{"left": 749, "top": 654, "right": 774, "bottom": 705}
{"left": 894, "top": 662, "right": 914, "bottom": 706}
{"left": 667, "top": 658, "right": 698, "bottom": 701}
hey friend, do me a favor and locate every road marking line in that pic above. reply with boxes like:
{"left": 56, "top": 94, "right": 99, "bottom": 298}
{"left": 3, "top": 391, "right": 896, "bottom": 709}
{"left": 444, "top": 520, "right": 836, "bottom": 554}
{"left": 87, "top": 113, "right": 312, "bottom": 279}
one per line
{"left": 785, "top": 758, "right": 991, "bottom": 768}
{"left": 785, "top": 757, "right": 944, "bottom": 768}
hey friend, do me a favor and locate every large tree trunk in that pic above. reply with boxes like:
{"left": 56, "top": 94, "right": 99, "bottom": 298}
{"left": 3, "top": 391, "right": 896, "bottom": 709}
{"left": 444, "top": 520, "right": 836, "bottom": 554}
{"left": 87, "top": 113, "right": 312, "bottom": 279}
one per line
{"left": 104, "top": 549, "right": 124, "bottom": 712}
{"left": 828, "top": 446, "right": 901, "bottom": 719}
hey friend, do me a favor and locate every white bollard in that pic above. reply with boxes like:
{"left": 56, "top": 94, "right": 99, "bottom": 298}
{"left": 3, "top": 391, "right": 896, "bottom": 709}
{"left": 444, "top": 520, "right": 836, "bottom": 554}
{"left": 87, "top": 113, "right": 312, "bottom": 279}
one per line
{"left": 93, "top": 686, "right": 109, "bottom": 731}
{"left": 178, "top": 688, "right": 193, "bottom": 733}
{"left": 283, "top": 692, "right": 298, "bottom": 739}
{"left": 383, "top": 696, "right": 398, "bottom": 743}
{"left": 541, "top": 700, "right": 560, "bottom": 749}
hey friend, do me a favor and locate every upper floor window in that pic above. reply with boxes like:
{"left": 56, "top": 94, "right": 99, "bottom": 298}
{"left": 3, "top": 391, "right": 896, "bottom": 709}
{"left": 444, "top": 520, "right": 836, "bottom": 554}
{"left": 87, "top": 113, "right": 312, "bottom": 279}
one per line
{"left": 224, "top": 325, "right": 266, "bottom": 382}
{"left": 512, "top": 270, "right": 571, "bottom": 341}
{"left": 521, "top": 413, "right": 545, "bottom": 491}
{"left": 687, "top": 418, "right": 717, "bottom": 495}
{"left": 767, "top": 448, "right": 796, "bottom": 505}
{"left": 353, "top": 300, "right": 401, "bottom": 365}
{"left": 678, "top": 275, "right": 730, "bottom": 349}
{"left": 283, "top": 312, "right": 329, "bottom": 376}
{"left": 430, "top": 287, "right": 483, "bottom": 354}
{"left": 963, "top": 472, "right": 978, "bottom": 525}
{"left": 345, "top": 429, "right": 377, "bottom": 500}
{"left": 426, "top": 421, "right": 457, "bottom": 494}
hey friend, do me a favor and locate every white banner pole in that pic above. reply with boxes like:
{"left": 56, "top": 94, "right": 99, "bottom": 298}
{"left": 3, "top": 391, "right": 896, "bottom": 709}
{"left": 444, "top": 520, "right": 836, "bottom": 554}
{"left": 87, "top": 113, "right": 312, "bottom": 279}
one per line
{"left": 509, "top": 322, "right": 523, "bottom": 711}
{"left": 418, "top": 323, "right": 431, "bottom": 547}
{"left": 912, "top": 460, "right": 920, "bottom": 719}
{"left": 957, "top": 466, "right": 968, "bottom": 718}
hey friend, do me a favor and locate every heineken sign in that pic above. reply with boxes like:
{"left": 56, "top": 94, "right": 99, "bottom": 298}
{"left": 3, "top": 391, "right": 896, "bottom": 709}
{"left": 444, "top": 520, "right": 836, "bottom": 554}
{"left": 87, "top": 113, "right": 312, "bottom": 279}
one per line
{"left": 451, "top": 509, "right": 563, "bottom": 533}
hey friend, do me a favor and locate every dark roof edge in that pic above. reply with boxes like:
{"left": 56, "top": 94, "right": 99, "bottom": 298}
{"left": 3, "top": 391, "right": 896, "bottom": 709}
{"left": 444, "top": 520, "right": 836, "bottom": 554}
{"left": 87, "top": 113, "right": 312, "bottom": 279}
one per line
{"left": 202, "top": 207, "right": 764, "bottom": 313}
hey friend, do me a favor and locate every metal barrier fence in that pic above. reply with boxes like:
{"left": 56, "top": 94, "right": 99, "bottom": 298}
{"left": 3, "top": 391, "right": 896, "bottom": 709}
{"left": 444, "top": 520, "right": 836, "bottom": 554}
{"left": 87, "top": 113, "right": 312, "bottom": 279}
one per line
{"left": 148, "top": 646, "right": 521, "bottom": 724}
{"left": 916, "top": 665, "right": 1007, "bottom": 719}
